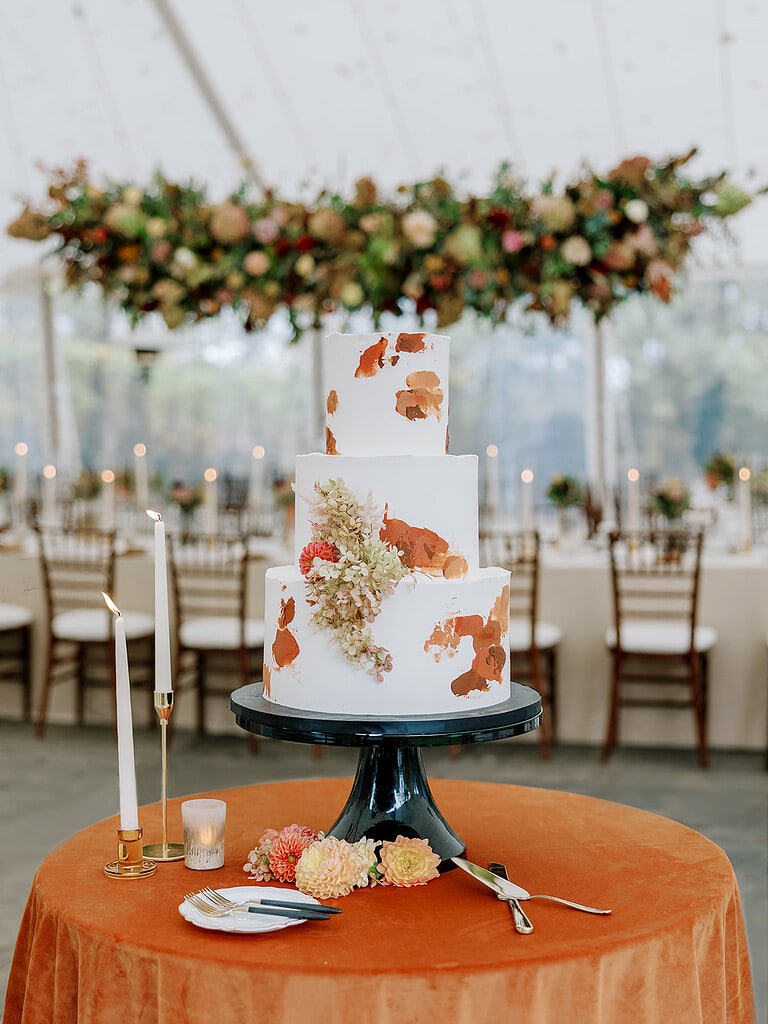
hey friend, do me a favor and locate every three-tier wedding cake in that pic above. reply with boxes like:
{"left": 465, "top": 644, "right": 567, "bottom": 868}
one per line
{"left": 262, "top": 332, "right": 511, "bottom": 717}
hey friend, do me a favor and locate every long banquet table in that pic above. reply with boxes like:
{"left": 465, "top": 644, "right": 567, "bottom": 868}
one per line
{"left": 3, "top": 779, "right": 756, "bottom": 1024}
{"left": 0, "top": 536, "right": 766, "bottom": 750}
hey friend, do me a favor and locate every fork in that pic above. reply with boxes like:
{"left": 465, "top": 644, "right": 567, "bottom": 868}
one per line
{"left": 199, "top": 886, "right": 341, "bottom": 915}
{"left": 184, "top": 892, "right": 331, "bottom": 921}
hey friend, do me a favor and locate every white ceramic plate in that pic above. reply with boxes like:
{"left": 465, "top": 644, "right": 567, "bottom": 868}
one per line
{"left": 178, "top": 885, "right": 321, "bottom": 934}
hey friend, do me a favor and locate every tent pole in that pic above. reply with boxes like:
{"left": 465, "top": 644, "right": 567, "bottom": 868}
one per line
{"left": 151, "top": 0, "right": 265, "bottom": 190}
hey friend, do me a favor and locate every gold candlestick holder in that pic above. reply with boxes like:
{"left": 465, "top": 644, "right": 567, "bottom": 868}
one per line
{"left": 143, "top": 691, "right": 185, "bottom": 861}
{"left": 104, "top": 826, "right": 157, "bottom": 878}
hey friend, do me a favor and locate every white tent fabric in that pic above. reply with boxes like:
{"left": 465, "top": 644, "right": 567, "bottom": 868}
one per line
{"left": 1, "top": 0, "right": 767, "bottom": 284}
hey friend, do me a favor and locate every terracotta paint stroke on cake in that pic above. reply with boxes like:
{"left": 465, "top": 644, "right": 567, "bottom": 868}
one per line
{"left": 354, "top": 337, "right": 400, "bottom": 378}
{"left": 262, "top": 663, "right": 272, "bottom": 698}
{"left": 380, "top": 507, "right": 468, "bottom": 579}
{"left": 424, "top": 585, "right": 509, "bottom": 696}
{"left": 395, "top": 371, "right": 443, "bottom": 422}
{"left": 326, "top": 389, "right": 339, "bottom": 415}
{"left": 272, "top": 597, "right": 300, "bottom": 668}
{"left": 395, "top": 332, "right": 427, "bottom": 353}
{"left": 325, "top": 427, "right": 339, "bottom": 455}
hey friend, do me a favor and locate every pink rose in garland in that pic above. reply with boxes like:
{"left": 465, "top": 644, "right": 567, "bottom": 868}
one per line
{"left": 378, "top": 835, "right": 441, "bottom": 887}
{"left": 299, "top": 539, "right": 340, "bottom": 577}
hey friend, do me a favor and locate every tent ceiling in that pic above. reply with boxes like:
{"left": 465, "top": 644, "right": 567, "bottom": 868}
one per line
{"left": 2, "top": 0, "right": 767, "bottom": 284}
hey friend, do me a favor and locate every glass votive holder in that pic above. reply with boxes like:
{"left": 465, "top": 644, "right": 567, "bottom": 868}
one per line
{"left": 182, "top": 798, "right": 226, "bottom": 870}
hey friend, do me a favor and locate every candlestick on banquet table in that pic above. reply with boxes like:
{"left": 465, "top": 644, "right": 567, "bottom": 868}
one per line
{"left": 133, "top": 443, "right": 149, "bottom": 509}
{"left": 101, "top": 470, "right": 116, "bottom": 532}
{"left": 203, "top": 467, "right": 218, "bottom": 536}
{"left": 41, "top": 464, "right": 57, "bottom": 527}
{"left": 142, "top": 511, "right": 184, "bottom": 861}
{"left": 485, "top": 444, "right": 500, "bottom": 520}
{"left": 520, "top": 469, "right": 535, "bottom": 533}
{"left": 102, "top": 593, "right": 155, "bottom": 878}
{"left": 249, "top": 445, "right": 266, "bottom": 512}
{"left": 13, "top": 442, "right": 28, "bottom": 526}
{"left": 626, "top": 468, "right": 641, "bottom": 533}
{"left": 738, "top": 467, "right": 752, "bottom": 552}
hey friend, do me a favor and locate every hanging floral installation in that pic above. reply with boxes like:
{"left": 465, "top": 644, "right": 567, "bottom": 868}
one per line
{"left": 7, "top": 150, "right": 754, "bottom": 339}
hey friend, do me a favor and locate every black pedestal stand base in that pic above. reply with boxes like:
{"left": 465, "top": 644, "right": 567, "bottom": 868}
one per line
{"left": 231, "top": 683, "right": 541, "bottom": 867}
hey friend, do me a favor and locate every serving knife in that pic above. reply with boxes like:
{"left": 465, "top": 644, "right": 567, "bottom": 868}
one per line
{"left": 488, "top": 861, "right": 534, "bottom": 934}
{"left": 451, "top": 857, "right": 612, "bottom": 915}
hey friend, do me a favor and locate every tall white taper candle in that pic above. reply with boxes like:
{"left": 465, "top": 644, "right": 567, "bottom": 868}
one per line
{"left": 147, "top": 510, "right": 172, "bottom": 693}
{"left": 103, "top": 593, "right": 139, "bottom": 830}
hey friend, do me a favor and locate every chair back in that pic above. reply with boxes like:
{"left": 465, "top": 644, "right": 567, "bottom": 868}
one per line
{"left": 480, "top": 529, "right": 539, "bottom": 649}
{"left": 607, "top": 528, "right": 705, "bottom": 654}
{"left": 36, "top": 527, "right": 116, "bottom": 621}
{"left": 168, "top": 532, "right": 252, "bottom": 643}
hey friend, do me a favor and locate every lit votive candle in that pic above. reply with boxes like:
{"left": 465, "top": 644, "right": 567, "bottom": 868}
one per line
{"left": 182, "top": 799, "right": 226, "bottom": 870}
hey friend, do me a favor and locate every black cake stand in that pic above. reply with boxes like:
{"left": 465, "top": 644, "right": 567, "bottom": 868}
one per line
{"left": 230, "top": 682, "right": 541, "bottom": 868}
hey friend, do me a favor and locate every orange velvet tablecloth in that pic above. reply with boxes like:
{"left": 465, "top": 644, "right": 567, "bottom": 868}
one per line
{"left": 3, "top": 779, "right": 756, "bottom": 1024}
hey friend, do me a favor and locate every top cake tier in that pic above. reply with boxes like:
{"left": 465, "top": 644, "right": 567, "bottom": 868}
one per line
{"left": 323, "top": 331, "right": 450, "bottom": 457}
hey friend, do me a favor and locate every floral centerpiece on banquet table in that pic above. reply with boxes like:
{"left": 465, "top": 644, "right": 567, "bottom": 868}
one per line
{"left": 646, "top": 478, "right": 691, "bottom": 521}
{"left": 6, "top": 150, "right": 756, "bottom": 339}
{"left": 703, "top": 451, "right": 736, "bottom": 495}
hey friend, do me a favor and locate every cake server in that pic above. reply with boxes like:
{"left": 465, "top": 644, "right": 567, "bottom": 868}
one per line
{"left": 487, "top": 861, "right": 534, "bottom": 934}
{"left": 451, "top": 857, "right": 612, "bottom": 915}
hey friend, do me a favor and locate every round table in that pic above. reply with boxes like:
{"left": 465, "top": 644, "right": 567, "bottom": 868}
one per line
{"left": 3, "top": 780, "right": 756, "bottom": 1024}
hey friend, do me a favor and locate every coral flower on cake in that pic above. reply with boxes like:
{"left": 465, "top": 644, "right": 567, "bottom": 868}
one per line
{"left": 299, "top": 540, "right": 340, "bottom": 577}
{"left": 378, "top": 835, "right": 441, "bottom": 887}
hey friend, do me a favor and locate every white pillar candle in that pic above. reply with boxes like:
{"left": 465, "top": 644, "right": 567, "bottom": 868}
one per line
{"left": 133, "top": 443, "right": 149, "bottom": 509}
{"left": 249, "top": 445, "right": 266, "bottom": 512}
{"left": 13, "top": 442, "right": 28, "bottom": 507}
{"left": 521, "top": 469, "right": 535, "bottom": 532}
{"left": 42, "top": 464, "right": 57, "bottom": 526}
{"left": 203, "top": 468, "right": 218, "bottom": 536}
{"left": 485, "top": 444, "right": 500, "bottom": 518}
{"left": 101, "top": 470, "right": 116, "bottom": 532}
{"left": 147, "top": 510, "right": 172, "bottom": 693}
{"left": 626, "top": 468, "right": 641, "bottom": 534}
{"left": 103, "top": 594, "right": 139, "bottom": 831}
{"left": 738, "top": 467, "right": 752, "bottom": 551}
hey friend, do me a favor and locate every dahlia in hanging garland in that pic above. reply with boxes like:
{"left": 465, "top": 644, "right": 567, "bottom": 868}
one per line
{"left": 299, "top": 479, "right": 410, "bottom": 680}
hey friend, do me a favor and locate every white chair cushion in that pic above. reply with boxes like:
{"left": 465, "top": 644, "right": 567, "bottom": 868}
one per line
{"left": 0, "top": 603, "right": 33, "bottom": 629}
{"left": 605, "top": 620, "right": 717, "bottom": 655}
{"left": 53, "top": 609, "right": 154, "bottom": 643}
{"left": 179, "top": 617, "right": 265, "bottom": 652}
{"left": 508, "top": 619, "right": 562, "bottom": 653}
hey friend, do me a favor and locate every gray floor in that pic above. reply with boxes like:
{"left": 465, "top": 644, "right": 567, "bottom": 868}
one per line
{"left": 1, "top": 722, "right": 766, "bottom": 1021}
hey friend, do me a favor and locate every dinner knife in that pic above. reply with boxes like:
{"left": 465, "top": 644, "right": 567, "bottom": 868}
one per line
{"left": 488, "top": 861, "right": 534, "bottom": 935}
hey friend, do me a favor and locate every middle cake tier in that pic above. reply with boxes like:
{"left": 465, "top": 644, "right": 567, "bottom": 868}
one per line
{"left": 293, "top": 453, "right": 480, "bottom": 576}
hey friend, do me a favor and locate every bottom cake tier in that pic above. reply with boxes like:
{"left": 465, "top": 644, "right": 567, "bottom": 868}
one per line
{"left": 263, "top": 565, "right": 511, "bottom": 716}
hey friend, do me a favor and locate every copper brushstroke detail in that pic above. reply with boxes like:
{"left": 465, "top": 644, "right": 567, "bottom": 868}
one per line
{"left": 424, "top": 584, "right": 509, "bottom": 696}
{"left": 380, "top": 507, "right": 468, "bottom": 579}
{"left": 395, "top": 371, "right": 443, "bottom": 421}
{"left": 354, "top": 337, "right": 400, "bottom": 378}
{"left": 326, "top": 389, "right": 339, "bottom": 415}
{"left": 394, "top": 332, "right": 427, "bottom": 353}
{"left": 325, "top": 427, "right": 339, "bottom": 455}
{"left": 272, "top": 597, "right": 300, "bottom": 668}
{"left": 262, "top": 663, "right": 272, "bottom": 698}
